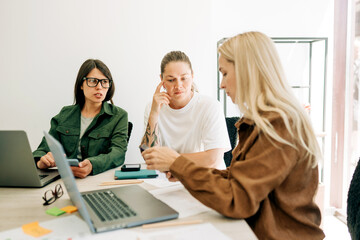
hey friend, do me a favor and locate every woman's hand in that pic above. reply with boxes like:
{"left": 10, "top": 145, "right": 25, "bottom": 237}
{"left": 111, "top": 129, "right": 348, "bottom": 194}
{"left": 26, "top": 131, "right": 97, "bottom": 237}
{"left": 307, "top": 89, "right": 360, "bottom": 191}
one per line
{"left": 71, "top": 159, "right": 92, "bottom": 178}
{"left": 142, "top": 146, "right": 180, "bottom": 172}
{"left": 37, "top": 152, "right": 56, "bottom": 169}
{"left": 140, "top": 82, "right": 168, "bottom": 149}
{"left": 165, "top": 171, "right": 179, "bottom": 182}
{"left": 150, "top": 81, "right": 171, "bottom": 115}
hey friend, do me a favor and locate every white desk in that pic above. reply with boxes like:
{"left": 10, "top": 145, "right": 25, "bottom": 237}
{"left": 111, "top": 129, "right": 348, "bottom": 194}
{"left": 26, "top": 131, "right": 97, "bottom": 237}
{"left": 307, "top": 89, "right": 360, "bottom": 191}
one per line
{"left": 0, "top": 168, "right": 257, "bottom": 240}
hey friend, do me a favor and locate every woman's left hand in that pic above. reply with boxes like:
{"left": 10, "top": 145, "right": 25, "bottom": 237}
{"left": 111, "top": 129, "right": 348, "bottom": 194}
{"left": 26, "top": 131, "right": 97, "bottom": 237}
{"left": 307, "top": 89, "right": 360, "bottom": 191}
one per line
{"left": 71, "top": 159, "right": 93, "bottom": 178}
{"left": 142, "top": 146, "right": 180, "bottom": 172}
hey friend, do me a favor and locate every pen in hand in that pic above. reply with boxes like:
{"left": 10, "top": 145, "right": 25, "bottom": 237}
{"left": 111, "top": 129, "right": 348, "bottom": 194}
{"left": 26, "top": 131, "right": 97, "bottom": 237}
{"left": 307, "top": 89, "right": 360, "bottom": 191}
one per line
{"left": 139, "top": 144, "right": 149, "bottom": 153}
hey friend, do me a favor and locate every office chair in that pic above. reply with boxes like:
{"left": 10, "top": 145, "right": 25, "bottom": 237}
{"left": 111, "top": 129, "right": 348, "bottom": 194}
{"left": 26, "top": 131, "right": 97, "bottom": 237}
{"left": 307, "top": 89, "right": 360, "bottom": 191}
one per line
{"left": 127, "top": 122, "right": 133, "bottom": 143}
{"left": 347, "top": 157, "right": 360, "bottom": 239}
{"left": 224, "top": 117, "right": 240, "bottom": 167}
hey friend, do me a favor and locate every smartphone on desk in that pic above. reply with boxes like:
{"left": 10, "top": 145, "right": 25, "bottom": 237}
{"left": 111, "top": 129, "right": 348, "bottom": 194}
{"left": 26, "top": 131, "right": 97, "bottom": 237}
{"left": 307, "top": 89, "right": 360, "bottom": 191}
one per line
{"left": 67, "top": 159, "right": 79, "bottom": 167}
{"left": 121, "top": 164, "right": 141, "bottom": 172}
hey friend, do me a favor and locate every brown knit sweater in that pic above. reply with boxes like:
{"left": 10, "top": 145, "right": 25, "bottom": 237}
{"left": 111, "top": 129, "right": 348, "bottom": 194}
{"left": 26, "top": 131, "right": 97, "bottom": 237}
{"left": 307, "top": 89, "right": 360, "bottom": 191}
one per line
{"left": 170, "top": 113, "right": 325, "bottom": 240}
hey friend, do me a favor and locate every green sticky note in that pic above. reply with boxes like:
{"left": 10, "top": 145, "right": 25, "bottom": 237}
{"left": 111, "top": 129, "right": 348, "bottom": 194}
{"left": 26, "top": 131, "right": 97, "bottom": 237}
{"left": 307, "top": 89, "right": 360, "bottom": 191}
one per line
{"left": 46, "top": 207, "right": 66, "bottom": 216}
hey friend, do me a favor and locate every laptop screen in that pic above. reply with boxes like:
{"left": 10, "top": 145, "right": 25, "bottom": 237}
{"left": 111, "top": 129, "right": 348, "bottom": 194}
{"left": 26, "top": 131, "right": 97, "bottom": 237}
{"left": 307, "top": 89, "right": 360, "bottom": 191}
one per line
{"left": 44, "top": 131, "right": 96, "bottom": 232}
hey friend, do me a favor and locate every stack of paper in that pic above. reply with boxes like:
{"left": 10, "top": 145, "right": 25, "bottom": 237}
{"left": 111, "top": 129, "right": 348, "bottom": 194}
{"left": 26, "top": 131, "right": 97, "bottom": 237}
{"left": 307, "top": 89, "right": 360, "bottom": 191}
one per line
{"left": 141, "top": 223, "right": 231, "bottom": 240}
{"left": 148, "top": 183, "right": 211, "bottom": 218}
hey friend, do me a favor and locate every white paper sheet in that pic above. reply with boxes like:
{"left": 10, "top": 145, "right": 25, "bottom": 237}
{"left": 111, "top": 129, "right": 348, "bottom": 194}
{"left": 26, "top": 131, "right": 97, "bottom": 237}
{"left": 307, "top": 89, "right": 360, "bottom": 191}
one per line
{"left": 72, "top": 228, "right": 140, "bottom": 240}
{"left": 141, "top": 223, "right": 231, "bottom": 240}
{"left": 144, "top": 178, "right": 182, "bottom": 188}
{"left": 149, "top": 185, "right": 211, "bottom": 218}
{"left": 0, "top": 215, "right": 90, "bottom": 240}
{"left": 0, "top": 215, "right": 139, "bottom": 240}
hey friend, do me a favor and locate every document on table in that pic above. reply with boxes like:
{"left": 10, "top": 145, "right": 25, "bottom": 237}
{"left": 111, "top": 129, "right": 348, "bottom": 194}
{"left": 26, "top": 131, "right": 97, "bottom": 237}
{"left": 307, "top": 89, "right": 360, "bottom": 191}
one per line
{"left": 0, "top": 215, "right": 140, "bottom": 240}
{"left": 141, "top": 223, "right": 231, "bottom": 240}
{"left": 149, "top": 185, "right": 211, "bottom": 218}
{"left": 144, "top": 178, "right": 182, "bottom": 188}
{"left": 72, "top": 228, "right": 140, "bottom": 240}
{"left": 0, "top": 215, "right": 90, "bottom": 240}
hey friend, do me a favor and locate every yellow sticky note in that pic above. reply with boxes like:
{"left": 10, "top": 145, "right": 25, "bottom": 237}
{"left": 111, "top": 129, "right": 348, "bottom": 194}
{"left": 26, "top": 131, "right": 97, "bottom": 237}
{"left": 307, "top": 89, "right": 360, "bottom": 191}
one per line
{"left": 61, "top": 205, "right": 78, "bottom": 213}
{"left": 22, "top": 221, "right": 52, "bottom": 237}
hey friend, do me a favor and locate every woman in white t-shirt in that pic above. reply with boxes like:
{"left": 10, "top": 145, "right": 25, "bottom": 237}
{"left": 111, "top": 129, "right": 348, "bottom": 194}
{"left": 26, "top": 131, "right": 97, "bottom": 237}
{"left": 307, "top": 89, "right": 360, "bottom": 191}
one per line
{"left": 141, "top": 51, "right": 230, "bottom": 180}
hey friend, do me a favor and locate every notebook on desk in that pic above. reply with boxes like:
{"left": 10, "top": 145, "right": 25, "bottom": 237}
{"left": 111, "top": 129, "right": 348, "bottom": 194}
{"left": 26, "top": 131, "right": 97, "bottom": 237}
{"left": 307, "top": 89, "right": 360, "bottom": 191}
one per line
{"left": 44, "top": 131, "right": 178, "bottom": 233}
{"left": 0, "top": 131, "right": 60, "bottom": 187}
{"left": 114, "top": 169, "right": 158, "bottom": 180}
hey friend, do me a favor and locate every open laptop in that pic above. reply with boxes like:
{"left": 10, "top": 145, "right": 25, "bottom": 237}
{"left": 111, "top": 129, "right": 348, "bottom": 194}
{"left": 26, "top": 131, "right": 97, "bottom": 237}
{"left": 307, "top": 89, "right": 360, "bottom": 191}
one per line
{"left": 0, "top": 131, "right": 60, "bottom": 187}
{"left": 44, "top": 131, "right": 178, "bottom": 233}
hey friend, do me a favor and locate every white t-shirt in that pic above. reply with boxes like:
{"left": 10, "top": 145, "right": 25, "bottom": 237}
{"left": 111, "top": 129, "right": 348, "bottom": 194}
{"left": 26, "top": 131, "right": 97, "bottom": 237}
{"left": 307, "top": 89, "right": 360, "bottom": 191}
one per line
{"left": 144, "top": 92, "right": 231, "bottom": 169}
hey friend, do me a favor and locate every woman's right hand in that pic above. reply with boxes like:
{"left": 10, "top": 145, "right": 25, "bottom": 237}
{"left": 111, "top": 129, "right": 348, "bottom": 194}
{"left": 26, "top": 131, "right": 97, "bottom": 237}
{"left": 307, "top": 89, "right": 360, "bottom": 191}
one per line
{"left": 165, "top": 171, "right": 179, "bottom": 182}
{"left": 150, "top": 81, "right": 171, "bottom": 115}
{"left": 37, "top": 152, "right": 56, "bottom": 169}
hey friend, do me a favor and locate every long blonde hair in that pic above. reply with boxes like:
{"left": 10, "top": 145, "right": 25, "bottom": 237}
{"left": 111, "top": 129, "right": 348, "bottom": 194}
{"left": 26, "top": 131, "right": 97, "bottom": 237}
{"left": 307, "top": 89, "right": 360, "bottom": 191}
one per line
{"left": 218, "top": 31, "right": 321, "bottom": 167}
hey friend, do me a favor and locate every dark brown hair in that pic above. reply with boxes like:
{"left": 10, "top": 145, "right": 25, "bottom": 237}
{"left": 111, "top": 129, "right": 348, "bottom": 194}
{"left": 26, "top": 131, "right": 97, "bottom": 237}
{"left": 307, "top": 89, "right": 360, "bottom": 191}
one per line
{"left": 160, "top": 51, "right": 193, "bottom": 78}
{"left": 160, "top": 51, "right": 198, "bottom": 92}
{"left": 74, "top": 59, "right": 115, "bottom": 108}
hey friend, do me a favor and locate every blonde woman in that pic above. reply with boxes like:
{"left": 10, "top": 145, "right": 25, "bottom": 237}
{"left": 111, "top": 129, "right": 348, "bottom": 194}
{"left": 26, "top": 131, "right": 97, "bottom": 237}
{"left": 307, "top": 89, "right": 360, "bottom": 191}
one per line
{"left": 142, "top": 32, "right": 325, "bottom": 239}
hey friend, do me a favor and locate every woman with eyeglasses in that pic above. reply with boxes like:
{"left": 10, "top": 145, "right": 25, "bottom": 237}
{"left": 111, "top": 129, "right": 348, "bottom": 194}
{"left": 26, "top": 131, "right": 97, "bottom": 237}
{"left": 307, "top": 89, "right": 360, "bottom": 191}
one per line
{"left": 142, "top": 32, "right": 324, "bottom": 239}
{"left": 140, "top": 51, "right": 231, "bottom": 181}
{"left": 33, "top": 59, "right": 128, "bottom": 178}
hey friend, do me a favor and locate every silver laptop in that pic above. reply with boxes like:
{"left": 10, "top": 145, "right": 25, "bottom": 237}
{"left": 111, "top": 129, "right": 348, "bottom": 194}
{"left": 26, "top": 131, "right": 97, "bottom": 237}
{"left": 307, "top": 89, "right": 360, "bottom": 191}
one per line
{"left": 0, "top": 131, "right": 60, "bottom": 187}
{"left": 44, "top": 131, "right": 178, "bottom": 233}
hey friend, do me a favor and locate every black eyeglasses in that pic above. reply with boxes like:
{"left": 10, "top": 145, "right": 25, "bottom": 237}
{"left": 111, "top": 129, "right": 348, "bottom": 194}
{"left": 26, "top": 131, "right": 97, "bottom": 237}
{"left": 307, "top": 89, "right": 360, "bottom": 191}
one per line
{"left": 83, "top": 77, "right": 112, "bottom": 88}
{"left": 42, "top": 184, "right": 63, "bottom": 206}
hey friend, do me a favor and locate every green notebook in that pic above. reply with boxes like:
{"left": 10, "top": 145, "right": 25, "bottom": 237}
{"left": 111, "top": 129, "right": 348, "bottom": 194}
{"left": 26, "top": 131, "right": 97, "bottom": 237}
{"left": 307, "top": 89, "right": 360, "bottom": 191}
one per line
{"left": 114, "top": 169, "right": 158, "bottom": 180}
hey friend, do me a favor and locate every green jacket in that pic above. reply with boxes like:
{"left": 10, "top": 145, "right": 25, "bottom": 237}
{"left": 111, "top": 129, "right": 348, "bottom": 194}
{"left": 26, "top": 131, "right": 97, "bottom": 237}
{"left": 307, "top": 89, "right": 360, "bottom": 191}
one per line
{"left": 33, "top": 102, "right": 128, "bottom": 175}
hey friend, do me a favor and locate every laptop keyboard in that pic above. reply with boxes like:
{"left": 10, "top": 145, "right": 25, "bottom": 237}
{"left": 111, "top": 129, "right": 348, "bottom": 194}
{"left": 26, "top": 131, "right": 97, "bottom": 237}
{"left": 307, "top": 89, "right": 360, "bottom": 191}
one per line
{"left": 38, "top": 174, "right": 48, "bottom": 180}
{"left": 82, "top": 190, "right": 137, "bottom": 222}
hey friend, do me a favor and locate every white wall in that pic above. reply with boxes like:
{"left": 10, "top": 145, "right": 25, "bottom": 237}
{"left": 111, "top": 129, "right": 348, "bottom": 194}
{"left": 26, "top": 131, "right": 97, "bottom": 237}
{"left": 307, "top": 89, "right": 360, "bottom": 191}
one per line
{"left": 0, "top": 0, "right": 334, "bottom": 170}
{"left": 0, "top": 0, "right": 214, "bottom": 164}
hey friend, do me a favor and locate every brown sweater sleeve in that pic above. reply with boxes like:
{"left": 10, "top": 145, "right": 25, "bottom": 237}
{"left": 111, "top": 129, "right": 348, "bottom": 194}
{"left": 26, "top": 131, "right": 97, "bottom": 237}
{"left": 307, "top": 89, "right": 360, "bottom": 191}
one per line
{"left": 170, "top": 120, "right": 299, "bottom": 219}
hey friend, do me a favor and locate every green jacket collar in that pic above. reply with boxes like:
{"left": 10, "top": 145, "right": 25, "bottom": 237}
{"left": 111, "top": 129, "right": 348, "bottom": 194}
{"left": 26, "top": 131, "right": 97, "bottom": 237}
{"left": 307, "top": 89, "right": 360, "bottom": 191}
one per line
{"left": 78, "top": 102, "right": 113, "bottom": 117}
{"left": 101, "top": 102, "right": 113, "bottom": 116}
